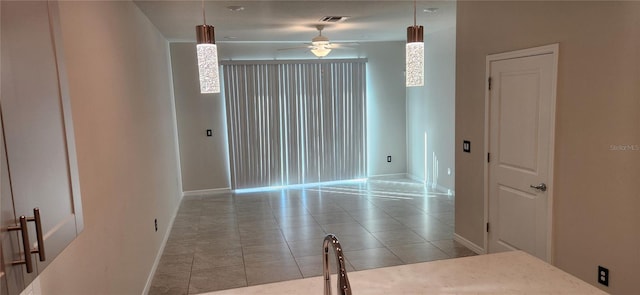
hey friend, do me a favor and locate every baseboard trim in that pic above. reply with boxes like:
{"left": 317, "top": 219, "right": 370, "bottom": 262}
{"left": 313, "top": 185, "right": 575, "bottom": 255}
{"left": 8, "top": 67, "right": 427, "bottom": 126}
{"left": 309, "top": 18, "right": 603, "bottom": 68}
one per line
{"left": 426, "top": 182, "right": 455, "bottom": 196}
{"left": 367, "top": 173, "right": 407, "bottom": 180}
{"left": 142, "top": 193, "right": 182, "bottom": 295}
{"left": 182, "top": 188, "right": 231, "bottom": 197}
{"left": 435, "top": 184, "right": 454, "bottom": 196}
{"left": 454, "top": 233, "right": 486, "bottom": 255}
{"left": 406, "top": 173, "right": 426, "bottom": 184}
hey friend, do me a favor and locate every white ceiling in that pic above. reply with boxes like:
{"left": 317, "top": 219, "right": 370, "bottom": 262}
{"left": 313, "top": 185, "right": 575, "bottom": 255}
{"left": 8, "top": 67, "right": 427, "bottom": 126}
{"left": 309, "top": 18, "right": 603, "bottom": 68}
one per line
{"left": 134, "top": 1, "right": 456, "bottom": 44}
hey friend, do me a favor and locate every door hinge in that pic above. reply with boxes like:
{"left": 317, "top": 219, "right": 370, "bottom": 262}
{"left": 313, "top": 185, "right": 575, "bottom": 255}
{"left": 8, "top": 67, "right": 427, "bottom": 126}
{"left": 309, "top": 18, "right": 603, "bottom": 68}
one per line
{"left": 486, "top": 222, "right": 490, "bottom": 233}
{"left": 487, "top": 153, "right": 491, "bottom": 163}
{"left": 488, "top": 77, "right": 492, "bottom": 90}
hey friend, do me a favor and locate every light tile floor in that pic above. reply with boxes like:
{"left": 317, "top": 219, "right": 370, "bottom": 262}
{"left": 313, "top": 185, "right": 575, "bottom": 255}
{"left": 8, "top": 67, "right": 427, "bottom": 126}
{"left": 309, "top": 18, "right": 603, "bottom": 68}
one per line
{"left": 149, "top": 178, "right": 476, "bottom": 295}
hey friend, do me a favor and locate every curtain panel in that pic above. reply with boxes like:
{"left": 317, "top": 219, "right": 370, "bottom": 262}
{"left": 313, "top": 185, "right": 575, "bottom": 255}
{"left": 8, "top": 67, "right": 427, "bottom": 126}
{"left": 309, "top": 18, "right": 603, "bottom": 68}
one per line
{"left": 222, "top": 59, "right": 367, "bottom": 189}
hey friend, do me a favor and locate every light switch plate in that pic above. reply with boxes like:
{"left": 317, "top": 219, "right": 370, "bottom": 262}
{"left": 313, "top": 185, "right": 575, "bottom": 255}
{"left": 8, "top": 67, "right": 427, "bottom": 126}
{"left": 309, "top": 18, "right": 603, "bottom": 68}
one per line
{"left": 463, "top": 140, "right": 471, "bottom": 153}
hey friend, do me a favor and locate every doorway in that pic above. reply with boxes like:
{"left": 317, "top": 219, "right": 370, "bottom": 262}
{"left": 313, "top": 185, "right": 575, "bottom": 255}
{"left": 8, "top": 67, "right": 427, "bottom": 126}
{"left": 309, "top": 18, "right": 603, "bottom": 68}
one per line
{"left": 484, "top": 44, "right": 559, "bottom": 262}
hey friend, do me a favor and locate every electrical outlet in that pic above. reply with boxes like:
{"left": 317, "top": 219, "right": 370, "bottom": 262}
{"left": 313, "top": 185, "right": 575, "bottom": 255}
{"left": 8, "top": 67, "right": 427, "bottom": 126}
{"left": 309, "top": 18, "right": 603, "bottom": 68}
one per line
{"left": 154, "top": 218, "right": 158, "bottom": 232}
{"left": 598, "top": 266, "right": 609, "bottom": 286}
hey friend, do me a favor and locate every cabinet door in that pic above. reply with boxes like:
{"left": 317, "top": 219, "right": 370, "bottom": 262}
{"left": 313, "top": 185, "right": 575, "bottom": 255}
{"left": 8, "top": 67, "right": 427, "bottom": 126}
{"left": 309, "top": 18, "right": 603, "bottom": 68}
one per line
{"left": 1, "top": 112, "right": 25, "bottom": 295}
{"left": 1, "top": 1, "right": 84, "bottom": 292}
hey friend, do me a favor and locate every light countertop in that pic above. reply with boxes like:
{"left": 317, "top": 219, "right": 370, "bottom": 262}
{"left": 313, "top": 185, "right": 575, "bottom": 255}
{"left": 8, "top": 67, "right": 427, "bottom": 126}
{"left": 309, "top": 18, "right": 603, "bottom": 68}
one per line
{"left": 203, "top": 251, "right": 607, "bottom": 294}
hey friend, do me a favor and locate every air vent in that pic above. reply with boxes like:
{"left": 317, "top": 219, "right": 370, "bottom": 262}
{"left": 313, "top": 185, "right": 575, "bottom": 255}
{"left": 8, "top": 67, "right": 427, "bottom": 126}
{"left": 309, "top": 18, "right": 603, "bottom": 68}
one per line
{"left": 320, "top": 16, "right": 349, "bottom": 23}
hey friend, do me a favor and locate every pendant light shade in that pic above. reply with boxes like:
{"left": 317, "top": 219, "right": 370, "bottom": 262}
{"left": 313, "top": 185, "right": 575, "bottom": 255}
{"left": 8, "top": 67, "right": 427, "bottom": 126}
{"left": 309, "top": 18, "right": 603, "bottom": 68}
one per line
{"left": 196, "top": 25, "right": 220, "bottom": 93}
{"left": 406, "top": 0, "right": 424, "bottom": 87}
{"left": 196, "top": 2, "right": 220, "bottom": 94}
{"left": 406, "top": 25, "right": 424, "bottom": 87}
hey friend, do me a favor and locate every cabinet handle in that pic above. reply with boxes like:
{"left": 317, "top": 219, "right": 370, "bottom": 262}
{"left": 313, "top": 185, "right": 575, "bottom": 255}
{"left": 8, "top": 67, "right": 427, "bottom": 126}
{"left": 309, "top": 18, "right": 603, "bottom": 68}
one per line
{"left": 27, "top": 208, "right": 46, "bottom": 261}
{"left": 7, "top": 216, "right": 34, "bottom": 273}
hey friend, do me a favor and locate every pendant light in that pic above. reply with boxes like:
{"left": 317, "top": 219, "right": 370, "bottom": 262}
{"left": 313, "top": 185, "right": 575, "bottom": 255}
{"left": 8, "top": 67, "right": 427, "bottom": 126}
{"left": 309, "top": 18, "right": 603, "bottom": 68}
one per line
{"left": 196, "top": 0, "right": 220, "bottom": 93}
{"left": 406, "top": 0, "right": 424, "bottom": 87}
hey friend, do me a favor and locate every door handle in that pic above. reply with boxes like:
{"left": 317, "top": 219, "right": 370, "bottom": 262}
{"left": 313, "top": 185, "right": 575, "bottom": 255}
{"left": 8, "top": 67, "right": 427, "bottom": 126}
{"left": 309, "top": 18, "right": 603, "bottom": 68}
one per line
{"left": 7, "top": 216, "right": 34, "bottom": 273}
{"left": 530, "top": 183, "right": 547, "bottom": 192}
{"left": 27, "top": 208, "right": 46, "bottom": 261}
{"left": 6, "top": 208, "right": 46, "bottom": 274}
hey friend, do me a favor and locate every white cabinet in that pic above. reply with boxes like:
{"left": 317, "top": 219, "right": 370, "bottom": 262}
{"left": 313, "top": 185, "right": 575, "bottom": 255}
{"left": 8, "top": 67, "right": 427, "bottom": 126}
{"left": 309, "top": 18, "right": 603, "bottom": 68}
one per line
{"left": 1, "top": 1, "right": 84, "bottom": 294}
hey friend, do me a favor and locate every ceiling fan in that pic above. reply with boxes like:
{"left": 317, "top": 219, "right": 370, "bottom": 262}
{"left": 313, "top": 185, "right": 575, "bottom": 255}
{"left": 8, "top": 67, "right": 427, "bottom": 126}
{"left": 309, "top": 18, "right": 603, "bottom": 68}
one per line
{"left": 278, "top": 25, "right": 358, "bottom": 58}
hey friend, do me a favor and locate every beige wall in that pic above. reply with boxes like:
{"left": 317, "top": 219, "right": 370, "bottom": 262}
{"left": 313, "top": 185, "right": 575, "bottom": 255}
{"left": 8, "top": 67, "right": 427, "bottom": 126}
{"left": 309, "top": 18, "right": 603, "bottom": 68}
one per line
{"left": 35, "top": 1, "right": 181, "bottom": 294}
{"left": 170, "top": 41, "right": 407, "bottom": 191}
{"left": 406, "top": 26, "right": 456, "bottom": 191}
{"left": 455, "top": 1, "right": 640, "bottom": 293}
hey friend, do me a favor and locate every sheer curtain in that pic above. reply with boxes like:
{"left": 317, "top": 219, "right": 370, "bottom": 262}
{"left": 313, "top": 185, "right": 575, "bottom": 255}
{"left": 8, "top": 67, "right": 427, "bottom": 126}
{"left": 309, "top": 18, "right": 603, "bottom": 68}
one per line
{"left": 222, "top": 59, "right": 367, "bottom": 189}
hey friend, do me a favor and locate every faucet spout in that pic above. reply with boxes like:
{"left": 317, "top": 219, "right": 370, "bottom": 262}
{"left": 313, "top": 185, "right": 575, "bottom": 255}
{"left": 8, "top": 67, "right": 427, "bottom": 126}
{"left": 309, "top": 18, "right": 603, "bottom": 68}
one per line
{"left": 323, "top": 234, "right": 352, "bottom": 295}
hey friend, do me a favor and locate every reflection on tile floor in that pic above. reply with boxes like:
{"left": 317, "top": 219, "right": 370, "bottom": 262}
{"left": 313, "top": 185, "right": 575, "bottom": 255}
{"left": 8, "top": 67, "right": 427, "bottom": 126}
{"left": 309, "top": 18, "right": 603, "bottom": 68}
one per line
{"left": 148, "top": 178, "right": 476, "bottom": 295}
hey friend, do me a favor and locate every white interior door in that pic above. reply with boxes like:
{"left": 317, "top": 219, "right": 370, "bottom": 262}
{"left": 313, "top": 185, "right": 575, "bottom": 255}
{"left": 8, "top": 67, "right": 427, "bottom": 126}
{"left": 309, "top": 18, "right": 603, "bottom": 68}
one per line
{"left": 487, "top": 45, "right": 557, "bottom": 262}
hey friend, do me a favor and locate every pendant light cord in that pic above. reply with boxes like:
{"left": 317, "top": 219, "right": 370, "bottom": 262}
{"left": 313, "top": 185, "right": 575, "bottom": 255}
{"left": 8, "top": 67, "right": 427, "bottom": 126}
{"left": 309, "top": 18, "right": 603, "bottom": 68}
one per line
{"left": 202, "top": 0, "right": 206, "bottom": 25}
{"left": 413, "top": 0, "right": 417, "bottom": 26}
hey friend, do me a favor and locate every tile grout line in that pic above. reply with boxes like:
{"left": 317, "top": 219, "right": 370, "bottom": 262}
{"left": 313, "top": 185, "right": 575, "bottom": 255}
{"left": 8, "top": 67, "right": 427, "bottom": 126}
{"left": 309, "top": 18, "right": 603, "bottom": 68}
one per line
{"left": 342, "top": 190, "right": 406, "bottom": 268}
{"left": 232, "top": 194, "right": 250, "bottom": 288}
{"left": 427, "top": 240, "right": 454, "bottom": 259}
{"left": 185, "top": 203, "right": 203, "bottom": 295}
{"left": 272, "top": 194, "right": 307, "bottom": 280}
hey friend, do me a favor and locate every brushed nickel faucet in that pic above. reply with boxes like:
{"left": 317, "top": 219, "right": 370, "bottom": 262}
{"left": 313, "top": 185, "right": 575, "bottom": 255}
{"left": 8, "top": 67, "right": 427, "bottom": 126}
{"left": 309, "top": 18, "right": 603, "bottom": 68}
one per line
{"left": 323, "top": 234, "right": 352, "bottom": 295}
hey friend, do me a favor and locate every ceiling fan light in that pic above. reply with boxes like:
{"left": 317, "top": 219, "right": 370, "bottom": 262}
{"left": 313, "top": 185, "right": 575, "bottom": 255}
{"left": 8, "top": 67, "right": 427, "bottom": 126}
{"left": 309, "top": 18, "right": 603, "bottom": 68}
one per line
{"left": 311, "top": 47, "right": 332, "bottom": 57}
{"left": 312, "top": 40, "right": 330, "bottom": 47}
{"left": 312, "top": 35, "right": 330, "bottom": 43}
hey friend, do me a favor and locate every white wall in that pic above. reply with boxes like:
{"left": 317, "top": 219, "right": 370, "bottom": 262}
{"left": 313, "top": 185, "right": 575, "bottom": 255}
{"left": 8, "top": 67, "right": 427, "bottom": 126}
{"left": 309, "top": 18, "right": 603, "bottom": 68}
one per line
{"left": 34, "top": 1, "right": 181, "bottom": 294}
{"left": 456, "top": 2, "right": 640, "bottom": 293}
{"left": 170, "top": 43, "right": 231, "bottom": 192}
{"left": 364, "top": 42, "right": 407, "bottom": 177}
{"left": 170, "top": 41, "right": 407, "bottom": 190}
{"left": 406, "top": 26, "right": 456, "bottom": 192}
